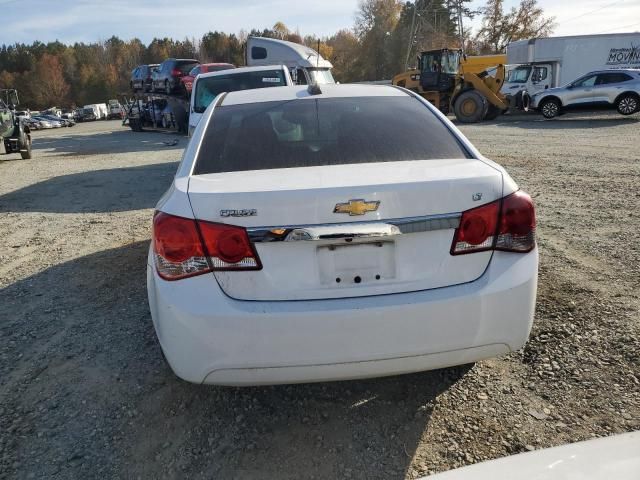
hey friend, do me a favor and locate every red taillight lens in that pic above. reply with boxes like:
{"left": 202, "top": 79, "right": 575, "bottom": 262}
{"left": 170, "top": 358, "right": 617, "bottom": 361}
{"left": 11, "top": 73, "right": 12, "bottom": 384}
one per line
{"left": 198, "top": 222, "right": 262, "bottom": 270}
{"left": 171, "top": 68, "right": 182, "bottom": 77}
{"left": 496, "top": 190, "right": 536, "bottom": 252}
{"left": 451, "top": 191, "right": 535, "bottom": 255}
{"left": 153, "top": 212, "right": 209, "bottom": 280}
{"left": 152, "top": 212, "right": 261, "bottom": 280}
{"left": 452, "top": 200, "right": 499, "bottom": 253}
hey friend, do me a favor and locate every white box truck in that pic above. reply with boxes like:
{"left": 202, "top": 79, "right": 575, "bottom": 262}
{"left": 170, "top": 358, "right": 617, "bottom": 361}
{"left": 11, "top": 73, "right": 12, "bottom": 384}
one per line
{"left": 107, "top": 99, "right": 123, "bottom": 119}
{"left": 83, "top": 103, "right": 109, "bottom": 120}
{"left": 96, "top": 103, "right": 108, "bottom": 120}
{"left": 246, "top": 36, "right": 335, "bottom": 85}
{"left": 502, "top": 33, "right": 640, "bottom": 99}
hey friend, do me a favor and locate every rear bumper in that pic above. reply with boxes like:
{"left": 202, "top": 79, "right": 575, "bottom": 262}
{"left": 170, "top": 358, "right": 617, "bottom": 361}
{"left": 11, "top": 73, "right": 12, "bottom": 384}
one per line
{"left": 147, "top": 249, "right": 538, "bottom": 386}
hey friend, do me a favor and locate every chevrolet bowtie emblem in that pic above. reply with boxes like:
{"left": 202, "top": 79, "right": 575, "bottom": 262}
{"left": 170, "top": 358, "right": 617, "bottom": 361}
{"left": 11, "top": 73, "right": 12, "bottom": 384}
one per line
{"left": 333, "top": 199, "right": 380, "bottom": 216}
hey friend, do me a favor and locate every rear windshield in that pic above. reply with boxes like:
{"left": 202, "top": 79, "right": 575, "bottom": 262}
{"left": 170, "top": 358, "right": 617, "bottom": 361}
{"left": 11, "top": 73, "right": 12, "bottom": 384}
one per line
{"left": 193, "top": 70, "right": 287, "bottom": 113}
{"left": 176, "top": 61, "right": 199, "bottom": 74}
{"left": 193, "top": 96, "right": 470, "bottom": 175}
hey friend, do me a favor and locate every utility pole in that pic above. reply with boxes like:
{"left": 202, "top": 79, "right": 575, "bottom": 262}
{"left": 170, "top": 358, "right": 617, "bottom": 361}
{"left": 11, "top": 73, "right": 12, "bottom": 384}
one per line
{"left": 404, "top": 0, "right": 440, "bottom": 71}
{"left": 404, "top": 2, "right": 419, "bottom": 71}
{"left": 456, "top": 0, "right": 465, "bottom": 56}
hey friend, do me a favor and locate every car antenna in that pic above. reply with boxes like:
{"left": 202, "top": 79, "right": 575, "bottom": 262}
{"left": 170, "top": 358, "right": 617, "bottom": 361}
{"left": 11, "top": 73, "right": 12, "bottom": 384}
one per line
{"left": 307, "top": 39, "right": 323, "bottom": 95}
{"left": 307, "top": 83, "right": 322, "bottom": 95}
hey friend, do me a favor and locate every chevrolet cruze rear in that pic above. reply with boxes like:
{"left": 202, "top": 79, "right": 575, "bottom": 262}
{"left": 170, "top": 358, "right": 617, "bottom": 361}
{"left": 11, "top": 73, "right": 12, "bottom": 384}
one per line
{"left": 148, "top": 84, "right": 538, "bottom": 385}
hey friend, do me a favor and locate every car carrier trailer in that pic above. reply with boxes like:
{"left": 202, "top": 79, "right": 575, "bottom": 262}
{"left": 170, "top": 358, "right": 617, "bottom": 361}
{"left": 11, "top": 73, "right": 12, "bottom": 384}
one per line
{"left": 122, "top": 91, "right": 190, "bottom": 134}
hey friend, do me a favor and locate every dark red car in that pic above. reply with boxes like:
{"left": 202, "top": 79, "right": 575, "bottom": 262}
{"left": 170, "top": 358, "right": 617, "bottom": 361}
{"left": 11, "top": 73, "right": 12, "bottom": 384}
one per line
{"left": 181, "top": 63, "right": 236, "bottom": 94}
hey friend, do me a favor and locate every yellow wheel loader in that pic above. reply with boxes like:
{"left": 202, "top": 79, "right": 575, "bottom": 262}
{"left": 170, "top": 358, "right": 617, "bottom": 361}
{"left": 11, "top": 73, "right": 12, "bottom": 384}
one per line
{"left": 392, "top": 49, "right": 509, "bottom": 123}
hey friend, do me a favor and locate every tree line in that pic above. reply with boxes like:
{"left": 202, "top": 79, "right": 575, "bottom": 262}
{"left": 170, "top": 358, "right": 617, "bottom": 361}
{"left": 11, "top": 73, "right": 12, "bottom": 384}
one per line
{"left": 0, "top": 0, "right": 553, "bottom": 109}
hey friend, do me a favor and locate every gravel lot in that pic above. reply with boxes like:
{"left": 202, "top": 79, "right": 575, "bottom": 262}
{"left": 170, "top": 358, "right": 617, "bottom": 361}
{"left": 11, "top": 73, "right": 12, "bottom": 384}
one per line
{"left": 1, "top": 113, "right": 638, "bottom": 479}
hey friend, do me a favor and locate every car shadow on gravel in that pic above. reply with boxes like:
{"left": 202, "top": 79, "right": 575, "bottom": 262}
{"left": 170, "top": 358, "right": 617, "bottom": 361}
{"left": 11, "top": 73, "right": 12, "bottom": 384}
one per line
{"left": 32, "top": 128, "right": 185, "bottom": 157}
{"left": 0, "top": 241, "right": 472, "bottom": 480}
{"left": 0, "top": 161, "right": 178, "bottom": 213}
{"left": 481, "top": 114, "right": 640, "bottom": 129}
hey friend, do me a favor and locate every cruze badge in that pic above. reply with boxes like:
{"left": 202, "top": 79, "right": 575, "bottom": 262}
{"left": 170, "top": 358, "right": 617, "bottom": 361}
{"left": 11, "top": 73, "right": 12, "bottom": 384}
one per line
{"left": 220, "top": 209, "right": 257, "bottom": 217}
{"left": 334, "top": 199, "right": 380, "bottom": 216}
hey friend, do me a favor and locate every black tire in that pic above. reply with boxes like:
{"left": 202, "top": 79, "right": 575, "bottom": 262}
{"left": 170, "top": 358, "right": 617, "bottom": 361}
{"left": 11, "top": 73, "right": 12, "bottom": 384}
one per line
{"left": 453, "top": 90, "right": 488, "bottom": 123}
{"left": 165, "top": 81, "right": 172, "bottom": 95}
{"left": 539, "top": 98, "right": 560, "bottom": 119}
{"left": 484, "top": 104, "right": 503, "bottom": 121}
{"left": 20, "top": 135, "right": 32, "bottom": 160}
{"left": 129, "top": 118, "right": 143, "bottom": 132}
{"left": 616, "top": 93, "right": 639, "bottom": 115}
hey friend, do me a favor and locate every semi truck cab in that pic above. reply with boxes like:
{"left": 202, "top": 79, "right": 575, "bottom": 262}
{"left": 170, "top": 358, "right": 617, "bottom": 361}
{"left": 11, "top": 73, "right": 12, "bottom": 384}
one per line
{"left": 246, "top": 36, "right": 335, "bottom": 86}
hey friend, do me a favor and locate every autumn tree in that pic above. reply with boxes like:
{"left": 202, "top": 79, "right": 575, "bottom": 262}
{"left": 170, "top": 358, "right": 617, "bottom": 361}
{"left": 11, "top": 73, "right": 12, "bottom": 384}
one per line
{"left": 355, "top": 0, "right": 403, "bottom": 80}
{"left": 325, "top": 30, "right": 360, "bottom": 82}
{"left": 31, "top": 54, "right": 69, "bottom": 107}
{"left": 0, "top": 70, "right": 15, "bottom": 89}
{"left": 474, "top": 0, "right": 555, "bottom": 53}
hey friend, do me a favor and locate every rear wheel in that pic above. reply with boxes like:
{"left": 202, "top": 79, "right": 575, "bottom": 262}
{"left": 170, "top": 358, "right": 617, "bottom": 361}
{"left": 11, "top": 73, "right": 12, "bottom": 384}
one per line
{"left": 453, "top": 91, "right": 488, "bottom": 123}
{"left": 540, "top": 98, "right": 560, "bottom": 119}
{"left": 616, "top": 93, "right": 639, "bottom": 115}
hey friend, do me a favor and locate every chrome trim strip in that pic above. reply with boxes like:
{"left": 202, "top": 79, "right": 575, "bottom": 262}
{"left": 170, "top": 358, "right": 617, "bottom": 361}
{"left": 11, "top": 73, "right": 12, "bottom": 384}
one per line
{"left": 247, "top": 213, "right": 461, "bottom": 243}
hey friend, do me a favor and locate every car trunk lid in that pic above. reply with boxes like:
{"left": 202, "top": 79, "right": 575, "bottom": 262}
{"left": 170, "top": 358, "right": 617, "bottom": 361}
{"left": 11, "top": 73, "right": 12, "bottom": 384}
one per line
{"left": 188, "top": 159, "right": 503, "bottom": 301}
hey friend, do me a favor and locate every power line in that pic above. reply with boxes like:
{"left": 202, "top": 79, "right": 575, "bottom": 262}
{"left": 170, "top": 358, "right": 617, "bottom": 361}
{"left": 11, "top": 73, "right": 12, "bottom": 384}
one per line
{"left": 555, "top": 0, "right": 629, "bottom": 26}
{"left": 593, "top": 21, "right": 640, "bottom": 34}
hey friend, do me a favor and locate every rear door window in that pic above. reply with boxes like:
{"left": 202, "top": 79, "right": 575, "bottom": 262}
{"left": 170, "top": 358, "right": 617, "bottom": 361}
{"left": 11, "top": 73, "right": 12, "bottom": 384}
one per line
{"left": 193, "top": 96, "right": 471, "bottom": 175}
{"left": 596, "top": 72, "right": 633, "bottom": 84}
{"left": 193, "top": 70, "right": 287, "bottom": 113}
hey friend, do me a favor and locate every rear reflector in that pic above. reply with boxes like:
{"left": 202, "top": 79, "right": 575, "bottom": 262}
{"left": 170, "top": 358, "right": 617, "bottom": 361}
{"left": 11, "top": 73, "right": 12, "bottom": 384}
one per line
{"left": 153, "top": 212, "right": 261, "bottom": 280}
{"left": 451, "top": 190, "right": 536, "bottom": 255}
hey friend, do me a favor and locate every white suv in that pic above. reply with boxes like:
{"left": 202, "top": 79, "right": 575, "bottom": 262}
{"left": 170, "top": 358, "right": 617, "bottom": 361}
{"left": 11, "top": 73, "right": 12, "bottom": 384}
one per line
{"left": 148, "top": 84, "right": 538, "bottom": 386}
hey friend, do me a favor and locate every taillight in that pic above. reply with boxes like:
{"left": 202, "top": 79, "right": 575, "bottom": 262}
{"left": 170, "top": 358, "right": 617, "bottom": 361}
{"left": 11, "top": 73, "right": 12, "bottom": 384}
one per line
{"left": 153, "top": 212, "right": 261, "bottom": 280}
{"left": 198, "top": 222, "right": 262, "bottom": 270}
{"left": 451, "top": 191, "right": 535, "bottom": 255}
{"left": 171, "top": 68, "right": 182, "bottom": 77}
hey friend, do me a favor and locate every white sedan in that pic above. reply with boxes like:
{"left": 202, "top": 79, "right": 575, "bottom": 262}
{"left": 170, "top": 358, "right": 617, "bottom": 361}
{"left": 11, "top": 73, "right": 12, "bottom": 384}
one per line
{"left": 147, "top": 84, "right": 538, "bottom": 386}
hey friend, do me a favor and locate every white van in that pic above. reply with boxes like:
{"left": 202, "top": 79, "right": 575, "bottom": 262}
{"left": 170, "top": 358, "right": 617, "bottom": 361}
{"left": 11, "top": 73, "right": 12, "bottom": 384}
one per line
{"left": 246, "top": 36, "right": 335, "bottom": 86}
{"left": 188, "top": 65, "right": 292, "bottom": 136}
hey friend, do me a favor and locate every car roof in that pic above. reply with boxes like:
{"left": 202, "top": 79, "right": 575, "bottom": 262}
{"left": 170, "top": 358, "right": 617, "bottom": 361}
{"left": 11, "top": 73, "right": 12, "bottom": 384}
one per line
{"left": 221, "top": 84, "right": 408, "bottom": 106}
{"left": 197, "top": 64, "right": 288, "bottom": 80}
{"left": 585, "top": 69, "right": 640, "bottom": 75}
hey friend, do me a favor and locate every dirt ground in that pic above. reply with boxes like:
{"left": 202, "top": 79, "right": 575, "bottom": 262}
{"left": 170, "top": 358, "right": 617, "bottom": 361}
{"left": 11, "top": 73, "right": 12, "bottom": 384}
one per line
{"left": 0, "top": 113, "right": 638, "bottom": 479}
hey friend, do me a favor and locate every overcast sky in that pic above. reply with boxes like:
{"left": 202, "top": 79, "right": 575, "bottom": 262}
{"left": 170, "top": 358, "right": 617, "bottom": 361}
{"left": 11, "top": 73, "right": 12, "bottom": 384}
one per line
{"left": 0, "top": 0, "right": 638, "bottom": 45}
